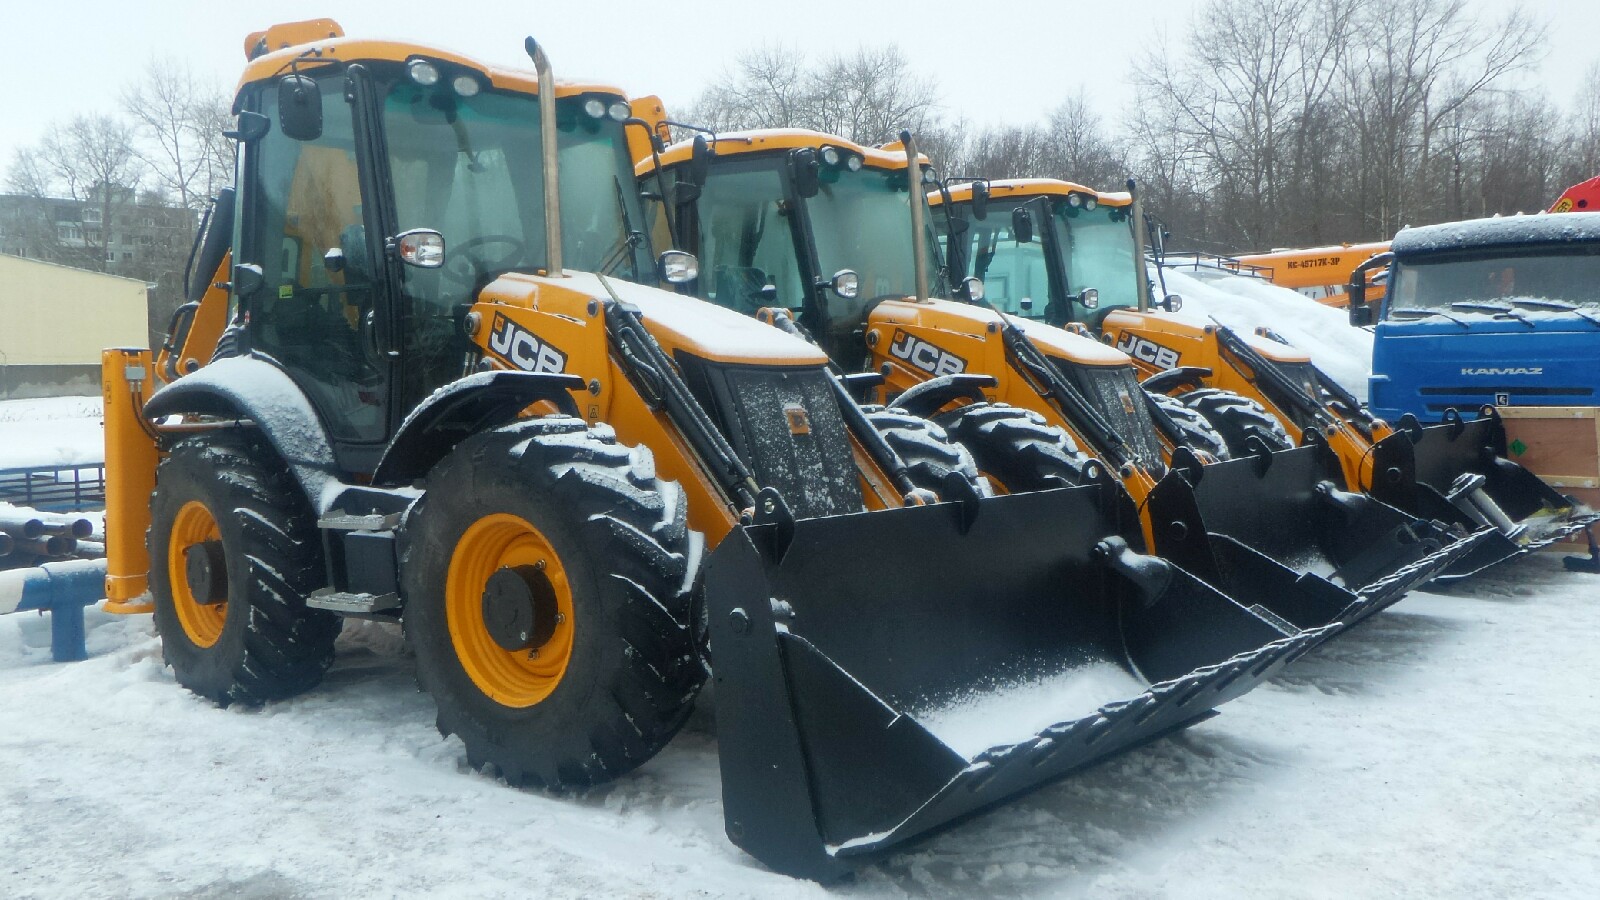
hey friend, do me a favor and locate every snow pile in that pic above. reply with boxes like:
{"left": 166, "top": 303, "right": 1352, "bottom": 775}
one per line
{"left": 1157, "top": 266, "right": 1373, "bottom": 399}
{"left": 0, "top": 396, "right": 105, "bottom": 470}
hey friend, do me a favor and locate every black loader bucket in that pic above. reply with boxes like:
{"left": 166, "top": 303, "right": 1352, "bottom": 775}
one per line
{"left": 1369, "top": 409, "right": 1600, "bottom": 581}
{"left": 703, "top": 474, "right": 1329, "bottom": 881}
{"left": 1147, "top": 444, "right": 1487, "bottom": 634}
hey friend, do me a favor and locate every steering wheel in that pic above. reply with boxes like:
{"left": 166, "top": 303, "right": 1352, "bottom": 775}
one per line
{"left": 442, "top": 234, "right": 528, "bottom": 298}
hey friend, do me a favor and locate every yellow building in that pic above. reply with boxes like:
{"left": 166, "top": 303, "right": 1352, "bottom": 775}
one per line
{"left": 0, "top": 254, "right": 148, "bottom": 398}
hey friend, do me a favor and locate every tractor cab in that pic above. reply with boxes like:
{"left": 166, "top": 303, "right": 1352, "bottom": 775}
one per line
{"left": 936, "top": 178, "right": 1143, "bottom": 330}
{"left": 639, "top": 130, "right": 946, "bottom": 366}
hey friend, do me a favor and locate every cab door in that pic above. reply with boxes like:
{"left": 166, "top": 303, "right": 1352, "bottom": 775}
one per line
{"left": 238, "top": 68, "right": 394, "bottom": 472}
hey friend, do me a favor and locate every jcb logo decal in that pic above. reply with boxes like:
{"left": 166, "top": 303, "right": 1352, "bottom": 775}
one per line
{"left": 1115, "top": 333, "right": 1180, "bottom": 370}
{"left": 487, "top": 312, "right": 568, "bottom": 373}
{"left": 889, "top": 330, "right": 967, "bottom": 376}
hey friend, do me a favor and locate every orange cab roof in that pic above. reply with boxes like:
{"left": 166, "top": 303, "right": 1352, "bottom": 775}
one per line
{"left": 643, "top": 128, "right": 930, "bottom": 175}
{"left": 936, "top": 177, "right": 1131, "bottom": 208}
{"left": 238, "top": 20, "right": 624, "bottom": 101}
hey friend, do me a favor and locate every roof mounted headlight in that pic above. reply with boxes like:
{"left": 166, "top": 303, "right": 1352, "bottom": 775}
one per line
{"left": 1066, "top": 192, "right": 1084, "bottom": 208}
{"left": 921, "top": 166, "right": 937, "bottom": 184}
{"left": 452, "top": 75, "right": 480, "bottom": 97}
{"left": 407, "top": 60, "right": 441, "bottom": 86}
{"left": 608, "top": 101, "right": 631, "bottom": 122}
{"left": 845, "top": 154, "right": 863, "bottom": 172}
{"left": 820, "top": 146, "right": 842, "bottom": 167}
{"left": 583, "top": 98, "right": 607, "bottom": 119}
{"left": 1084, "top": 195, "right": 1099, "bottom": 211}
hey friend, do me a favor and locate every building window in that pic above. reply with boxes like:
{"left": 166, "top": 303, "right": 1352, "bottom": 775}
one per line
{"left": 84, "top": 208, "right": 102, "bottom": 223}
{"left": 122, "top": 251, "right": 134, "bottom": 261}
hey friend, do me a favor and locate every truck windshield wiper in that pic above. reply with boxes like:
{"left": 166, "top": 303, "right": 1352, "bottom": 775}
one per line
{"left": 1507, "top": 297, "right": 1600, "bottom": 327}
{"left": 1390, "top": 307, "right": 1471, "bottom": 328}
{"left": 1449, "top": 301, "right": 1535, "bottom": 328}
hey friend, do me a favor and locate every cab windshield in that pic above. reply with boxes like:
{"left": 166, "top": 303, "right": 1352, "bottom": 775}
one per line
{"left": 1389, "top": 247, "right": 1600, "bottom": 314}
{"left": 1058, "top": 203, "right": 1141, "bottom": 315}
{"left": 950, "top": 198, "right": 1140, "bottom": 323}
{"left": 384, "top": 81, "right": 652, "bottom": 306}
{"left": 805, "top": 164, "right": 946, "bottom": 312}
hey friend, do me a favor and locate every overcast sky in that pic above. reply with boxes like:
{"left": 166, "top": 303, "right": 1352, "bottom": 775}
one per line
{"left": 0, "top": 0, "right": 1593, "bottom": 180}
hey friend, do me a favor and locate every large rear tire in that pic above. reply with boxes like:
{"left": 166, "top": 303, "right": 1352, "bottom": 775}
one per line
{"left": 400, "top": 417, "right": 703, "bottom": 789}
{"left": 1180, "top": 388, "right": 1294, "bottom": 456}
{"left": 148, "top": 432, "right": 341, "bottom": 705}
{"left": 1146, "top": 390, "right": 1231, "bottom": 461}
{"left": 862, "top": 406, "right": 991, "bottom": 498}
{"left": 934, "top": 403, "right": 1095, "bottom": 493}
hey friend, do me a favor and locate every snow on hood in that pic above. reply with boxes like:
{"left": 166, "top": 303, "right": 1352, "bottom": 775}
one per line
{"left": 1157, "top": 266, "right": 1373, "bottom": 398}
{"left": 551, "top": 272, "right": 827, "bottom": 364}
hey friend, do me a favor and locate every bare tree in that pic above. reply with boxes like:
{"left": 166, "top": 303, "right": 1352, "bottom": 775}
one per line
{"left": 683, "top": 44, "right": 940, "bottom": 147}
{"left": 7, "top": 115, "right": 145, "bottom": 271}
{"left": 123, "top": 57, "right": 234, "bottom": 212}
{"left": 1340, "top": 0, "right": 1545, "bottom": 234}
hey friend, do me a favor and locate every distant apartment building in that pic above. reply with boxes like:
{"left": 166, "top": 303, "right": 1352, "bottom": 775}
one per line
{"left": 0, "top": 185, "right": 198, "bottom": 356}
{"left": 0, "top": 185, "right": 195, "bottom": 291}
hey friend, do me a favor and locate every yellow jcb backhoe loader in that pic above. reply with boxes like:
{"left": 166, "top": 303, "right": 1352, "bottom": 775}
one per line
{"left": 935, "top": 177, "right": 1597, "bottom": 578}
{"left": 96, "top": 21, "right": 1320, "bottom": 882}
{"left": 637, "top": 128, "right": 1486, "bottom": 640}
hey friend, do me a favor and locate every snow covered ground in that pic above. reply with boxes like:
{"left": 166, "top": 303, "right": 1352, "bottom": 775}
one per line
{"left": 0, "top": 397, "right": 104, "bottom": 471}
{"left": 3, "top": 554, "right": 1598, "bottom": 898}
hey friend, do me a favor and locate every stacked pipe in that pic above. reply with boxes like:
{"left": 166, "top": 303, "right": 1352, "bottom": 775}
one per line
{"left": 1, "top": 511, "right": 96, "bottom": 569}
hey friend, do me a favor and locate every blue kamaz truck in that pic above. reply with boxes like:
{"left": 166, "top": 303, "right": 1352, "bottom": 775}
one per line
{"left": 1348, "top": 213, "right": 1600, "bottom": 423}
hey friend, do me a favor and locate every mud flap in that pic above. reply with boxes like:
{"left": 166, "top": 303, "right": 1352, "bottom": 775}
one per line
{"left": 704, "top": 478, "right": 1327, "bottom": 881}
{"left": 1369, "top": 411, "right": 1600, "bottom": 580}
{"left": 1150, "top": 446, "right": 1478, "bottom": 633}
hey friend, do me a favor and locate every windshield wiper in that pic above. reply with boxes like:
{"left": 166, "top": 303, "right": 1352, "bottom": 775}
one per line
{"left": 1507, "top": 297, "right": 1600, "bottom": 327}
{"left": 596, "top": 177, "right": 643, "bottom": 277}
{"left": 1449, "top": 301, "right": 1534, "bottom": 328}
{"left": 1390, "top": 307, "right": 1471, "bottom": 328}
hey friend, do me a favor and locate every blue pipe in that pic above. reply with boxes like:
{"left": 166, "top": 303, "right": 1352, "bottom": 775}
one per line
{"left": 0, "top": 559, "right": 108, "bottom": 662}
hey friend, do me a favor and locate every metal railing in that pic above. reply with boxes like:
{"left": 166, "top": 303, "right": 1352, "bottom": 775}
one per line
{"left": 1157, "top": 251, "right": 1272, "bottom": 281}
{"left": 0, "top": 465, "right": 106, "bottom": 512}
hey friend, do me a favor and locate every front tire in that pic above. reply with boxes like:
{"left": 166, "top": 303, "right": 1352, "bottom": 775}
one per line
{"left": 400, "top": 417, "right": 703, "bottom": 789}
{"left": 148, "top": 432, "right": 341, "bottom": 705}
{"left": 934, "top": 403, "right": 1095, "bottom": 493}
{"left": 862, "top": 406, "right": 991, "bottom": 498}
{"left": 1146, "top": 390, "right": 1231, "bottom": 461}
{"left": 1180, "top": 388, "right": 1294, "bottom": 456}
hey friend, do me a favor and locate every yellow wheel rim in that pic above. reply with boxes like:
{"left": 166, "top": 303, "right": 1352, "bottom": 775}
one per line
{"left": 168, "top": 500, "right": 227, "bottom": 648}
{"left": 446, "top": 513, "right": 575, "bottom": 708}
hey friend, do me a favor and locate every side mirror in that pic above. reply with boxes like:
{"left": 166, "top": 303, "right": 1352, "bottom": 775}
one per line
{"left": 657, "top": 249, "right": 699, "bottom": 285}
{"left": 1160, "top": 293, "right": 1183, "bottom": 312}
{"left": 1019, "top": 296, "right": 1034, "bottom": 313}
{"left": 791, "top": 148, "right": 820, "bottom": 199}
{"left": 323, "top": 247, "right": 346, "bottom": 274}
{"left": 830, "top": 269, "right": 859, "bottom": 300}
{"left": 277, "top": 75, "right": 323, "bottom": 142}
{"left": 1010, "top": 206, "right": 1033, "bottom": 243}
{"left": 393, "top": 229, "right": 445, "bottom": 268}
{"left": 971, "top": 181, "right": 990, "bottom": 221}
{"left": 224, "top": 111, "right": 271, "bottom": 143}
{"left": 1348, "top": 303, "right": 1374, "bottom": 327}
{"left": 686, "top": 134, "right": 711, "bottom": 187}
{"left": 231, "top": 263, "right": 265, "bottom": 298}
{"left": 1078, "top": 288, "right": 1099, "bottom": 310}
{"left": 961, "top": 276, "right": 984, "bottom": 302}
